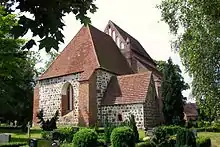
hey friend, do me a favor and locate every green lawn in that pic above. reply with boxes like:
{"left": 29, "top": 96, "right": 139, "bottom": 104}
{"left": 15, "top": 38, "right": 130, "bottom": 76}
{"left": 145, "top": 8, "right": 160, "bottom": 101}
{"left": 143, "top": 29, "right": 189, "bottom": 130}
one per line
{"left": 198, "top": 132, "right": 220, "bottom": 147}
{"left": 0, "top": 128, "right": 50, "bottom": 146}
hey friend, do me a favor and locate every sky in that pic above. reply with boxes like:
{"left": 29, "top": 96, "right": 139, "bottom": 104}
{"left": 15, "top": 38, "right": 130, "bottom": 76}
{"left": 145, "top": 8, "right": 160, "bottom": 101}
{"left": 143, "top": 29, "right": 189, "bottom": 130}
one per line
{"left": 33, "top": 0, "right": 192, "bottom": 99}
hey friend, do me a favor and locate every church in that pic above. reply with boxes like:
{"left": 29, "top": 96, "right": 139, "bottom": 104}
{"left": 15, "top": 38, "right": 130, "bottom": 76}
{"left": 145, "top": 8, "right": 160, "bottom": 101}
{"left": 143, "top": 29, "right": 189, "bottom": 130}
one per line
{"left": 32, "top": 21, "right": 164, "bottom": 129}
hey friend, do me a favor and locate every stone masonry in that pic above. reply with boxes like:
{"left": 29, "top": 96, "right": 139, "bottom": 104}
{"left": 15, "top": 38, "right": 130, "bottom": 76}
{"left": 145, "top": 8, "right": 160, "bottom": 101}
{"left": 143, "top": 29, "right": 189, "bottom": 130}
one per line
{"left": 38, "top": 73, "right": 80, "bottom": 125}
{"left": 101, "top": 104, "right": 145, "bottom": 129}
{"left": 96, "top": 69, "right": 114, "bottom": 123}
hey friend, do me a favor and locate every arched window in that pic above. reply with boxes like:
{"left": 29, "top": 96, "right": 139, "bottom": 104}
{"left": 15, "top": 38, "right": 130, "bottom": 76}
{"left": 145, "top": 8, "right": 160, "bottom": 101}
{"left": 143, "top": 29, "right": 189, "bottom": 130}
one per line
{"left": 108, "top": 27, "right": 112, "bottom": 36}
{"left": 67, "top": 84, "right": 73, "bottom": 111}
{"left": 112, "top": 31, "right": 116, "bottom": 41}
{"left": 61, "top": 83, "right": 74, "bottom": 116}
{"left": 121, "top": 42, "right": 125, "bottom": 49}
{"left": 116, "top": 37, "right": 120, "bottom": 48}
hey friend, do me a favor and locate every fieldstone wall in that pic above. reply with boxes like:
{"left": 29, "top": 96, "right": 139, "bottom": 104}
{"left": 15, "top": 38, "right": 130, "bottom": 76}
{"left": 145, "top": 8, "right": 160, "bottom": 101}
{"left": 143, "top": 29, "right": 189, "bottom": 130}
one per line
{"left": 101, "top": 104, "right": 145, "bottom": 129}
{"left": 96, "top": 70, "right": 114, "bottom": 123}
{"left": 38, "top": 73, "right": 80, "bottom": 125}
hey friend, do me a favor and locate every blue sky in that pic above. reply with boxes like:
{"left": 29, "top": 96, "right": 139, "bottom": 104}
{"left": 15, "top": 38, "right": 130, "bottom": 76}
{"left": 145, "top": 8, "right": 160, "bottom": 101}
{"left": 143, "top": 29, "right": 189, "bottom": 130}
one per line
{"left": 30, "top": 0, "right": 192, "bottom": 99}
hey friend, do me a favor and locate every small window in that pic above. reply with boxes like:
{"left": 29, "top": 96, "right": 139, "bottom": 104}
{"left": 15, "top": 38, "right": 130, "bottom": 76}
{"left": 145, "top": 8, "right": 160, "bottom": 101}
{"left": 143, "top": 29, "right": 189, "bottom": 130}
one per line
{"left": 117, "top": 114, "right": 123, "bottom": 121}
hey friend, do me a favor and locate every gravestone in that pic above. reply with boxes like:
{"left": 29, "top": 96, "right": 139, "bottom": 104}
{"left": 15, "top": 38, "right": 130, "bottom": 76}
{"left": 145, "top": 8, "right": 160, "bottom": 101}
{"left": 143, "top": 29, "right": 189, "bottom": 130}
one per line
{"left": 0, "top": 134, "right": 11, "bottom": 143}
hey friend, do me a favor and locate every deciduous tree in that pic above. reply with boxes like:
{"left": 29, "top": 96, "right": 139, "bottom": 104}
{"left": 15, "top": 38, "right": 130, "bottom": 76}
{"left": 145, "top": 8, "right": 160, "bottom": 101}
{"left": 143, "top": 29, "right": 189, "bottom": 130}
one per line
{"left": 158, "top": 0, "right": 220, "bottom": 121}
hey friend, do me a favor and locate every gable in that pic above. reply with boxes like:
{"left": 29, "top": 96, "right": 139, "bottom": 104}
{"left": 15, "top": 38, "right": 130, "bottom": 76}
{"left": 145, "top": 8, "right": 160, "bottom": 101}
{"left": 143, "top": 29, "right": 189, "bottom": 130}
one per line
{"left": 39, "top": 25, "right": 133, "bottom": 80}
{"left": 105, "top": 20, "right": 156, "bottom": 66}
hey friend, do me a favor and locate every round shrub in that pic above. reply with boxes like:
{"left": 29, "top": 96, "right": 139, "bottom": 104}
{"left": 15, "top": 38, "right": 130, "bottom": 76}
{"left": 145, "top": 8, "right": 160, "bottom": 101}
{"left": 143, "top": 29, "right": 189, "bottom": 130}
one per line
{"left": 110, "top": 126, "right": 135, "bottom": 147}
{"left": 73, "top": 128, "right": 98, "bottom": 147}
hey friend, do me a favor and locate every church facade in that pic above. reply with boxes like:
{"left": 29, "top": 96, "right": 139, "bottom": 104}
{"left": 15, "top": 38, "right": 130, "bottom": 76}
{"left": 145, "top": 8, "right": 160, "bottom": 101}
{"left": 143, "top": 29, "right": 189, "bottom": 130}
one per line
{"left": 33, "top": 21, "right": 163, "bottom": 129}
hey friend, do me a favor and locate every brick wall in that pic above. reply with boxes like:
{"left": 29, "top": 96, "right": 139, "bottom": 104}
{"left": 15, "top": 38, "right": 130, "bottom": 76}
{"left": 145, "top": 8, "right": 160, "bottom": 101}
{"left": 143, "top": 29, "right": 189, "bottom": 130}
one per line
{"left": 32, "top": 86, "right": 39, "bottom": 126}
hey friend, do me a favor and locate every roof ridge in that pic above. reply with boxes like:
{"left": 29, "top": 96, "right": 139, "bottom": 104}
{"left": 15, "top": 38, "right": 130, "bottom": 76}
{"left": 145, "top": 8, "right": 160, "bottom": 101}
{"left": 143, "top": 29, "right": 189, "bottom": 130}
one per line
{"left": 87, "top": 25, "right": 101, "bottom": 68}
{"left": 117, "top": 71, "right": 152, "bottom": 78}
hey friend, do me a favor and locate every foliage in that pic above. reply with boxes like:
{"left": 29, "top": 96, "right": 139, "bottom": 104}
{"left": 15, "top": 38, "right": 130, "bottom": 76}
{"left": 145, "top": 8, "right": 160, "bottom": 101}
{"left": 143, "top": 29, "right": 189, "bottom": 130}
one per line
{"left": 52, "top": 127, "right": 79, "bottom": 143}
{"left": 196, "top": 137, "right": 211, "bottom": 147}
{"left": 1, "top": 0, "right": 97, "bottom": 52}
{"left": 37, "top": 109, "right": 59, "bottom": 131}
{"left": 151, "top": 127, "right": 170, "bottom": 147}
{"left": 161, "top": 58, "right": 187, "bottom": 125}
{"left": 128, "top": 114, "right": 139, "bottom": 142}
{"left": 0, "top": 6, "right": 37, "bottom": 125}
{"left": 175, "top": 128, "right": 196, "bottom": 147}
{"left": 41, "top": 131, "right": 52, "bottom": 140}
{"left": 104, "top": 117, "right": 115, "bottom": 144}
{"left": 135, "top": 141, "right": 155, "bottom": 147}
{"left": 73, "top": 128, "right": 98, "bottom": 147}
{"left": 110, "top": 126, "right": 135, "bottom": 147}
{"left": 158, "top": 0, "right": 220, "bottom": 122}
{"left": 160, "top": 125, "right": 183, "bottom": 136}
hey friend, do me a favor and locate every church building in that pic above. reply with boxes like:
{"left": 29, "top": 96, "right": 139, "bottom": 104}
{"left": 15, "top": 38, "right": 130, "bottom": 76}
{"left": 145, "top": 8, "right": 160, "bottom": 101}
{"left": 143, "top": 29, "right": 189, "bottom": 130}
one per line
{"left": 33, "top": 21, "right": 163, "bottom": 129}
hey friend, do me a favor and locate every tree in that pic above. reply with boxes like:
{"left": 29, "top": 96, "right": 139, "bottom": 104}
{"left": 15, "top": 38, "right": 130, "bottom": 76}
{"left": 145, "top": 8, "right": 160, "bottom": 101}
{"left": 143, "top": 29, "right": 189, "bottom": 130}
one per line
{"left": 1, "top": 0, "right": 97, "bottom": 52}
{"left": 158, "top": 0, "right": 220, "bottom": 121}
{"left": 128, "top": 114, "right": 139, "bottom": 143}
{"left": 0, "top": 6, "right": 37, "bottom": 125}
{"left": 161, "top": 58, "right": 188, "bottom": 125}
{"left": 44, "top": 50, "right": 60, "bottom": 70}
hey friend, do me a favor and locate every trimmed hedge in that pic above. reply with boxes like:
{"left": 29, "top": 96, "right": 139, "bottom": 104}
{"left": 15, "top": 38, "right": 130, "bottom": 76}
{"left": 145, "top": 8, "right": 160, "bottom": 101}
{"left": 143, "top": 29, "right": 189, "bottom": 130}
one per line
{"left": 196, "top": 137, "right": 211, "bottom": 147}
{"left": 73, "top": 128, "right": 98, "bottom": 147}
{"left": 176, "top": 128, "right": 196, "bottom": 147}
{"left": 111, "top": 126, "right": 135, "bottom": 147}
{"left": 0, "top": 142, "right": 27, "bottom": 147}
{"left": 196, "top": 126, "right": 220, "bottom": 132}
{"left": 135, "top": 141, "right": 154, "bottom": 147}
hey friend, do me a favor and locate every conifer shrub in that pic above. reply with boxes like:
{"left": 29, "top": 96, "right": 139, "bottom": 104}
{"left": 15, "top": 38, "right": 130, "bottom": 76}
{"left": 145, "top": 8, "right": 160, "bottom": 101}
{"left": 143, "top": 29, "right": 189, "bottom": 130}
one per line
{"left": 104, "top": 117, "right": 115, "bottom": 143}
{"left": 175, "top": 128, "right": 196, "bottom": 147}
{"left": 110, "top": 126, "right": 135, "bottom": 147}
{"left": 73, "top": 128, "right": 98, "bottom": 147}
{"left": 129, "top": 114, "right": 139, "bottom": 142}
{"left": 196, "top": 137, "right": 211, "bottom": 147}
{"left": 37, "top": 109, "right": 59, "bottom": 131}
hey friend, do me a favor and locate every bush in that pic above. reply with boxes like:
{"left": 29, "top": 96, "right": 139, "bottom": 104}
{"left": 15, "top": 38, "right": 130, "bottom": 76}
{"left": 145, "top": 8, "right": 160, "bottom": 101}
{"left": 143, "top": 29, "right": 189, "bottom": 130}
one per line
{"left": 97, "top": 138, "right": 106, "bottom": 147}
{"left": 151, "top": 127, "right": 170, "bottom": 147}
{"left": 41, "top": 131, "right": 52, "bottom": 140}
{"left": 161, "top": 125, "right": 182, "bottom": 136}
{"left": 111, "top": 126, "right": 135, "bottom": 147}
{"left": 37, "top": 109, "right": 59, "bottom": 131}
{"left": 104, "top": 117, "right": 115, "bottom": 144}
{"left": 52, "top": 127, "right": 79, "bottom": 143}
{"left": 73, "top": 128, "right": 98, "bottom": 147}
{"left": 196, "top": 137, "right": 211, "bottom": 147}
{"left": 128, "top": 114, "right": 139, "bottom": 142}
{"left": 175, "top": 128, "right": 196, "bottom": 147}
{"left": 135, "top": 141, "right": 154, "bottom": 147}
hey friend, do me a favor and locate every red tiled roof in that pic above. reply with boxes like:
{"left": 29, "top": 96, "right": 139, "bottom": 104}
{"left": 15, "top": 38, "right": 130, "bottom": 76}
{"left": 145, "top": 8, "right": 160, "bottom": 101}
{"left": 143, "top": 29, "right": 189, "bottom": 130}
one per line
{"left": 184, "top": 103, "right": 198, "bottom": 117}
{"left": 39, "top": 25, "right": 133, "bottom": 80}
{"left": 109, "top": 21, "right": 156, "bottom": 66}
{"left": 102, "top": 72, "right": 152, "bottom": 105}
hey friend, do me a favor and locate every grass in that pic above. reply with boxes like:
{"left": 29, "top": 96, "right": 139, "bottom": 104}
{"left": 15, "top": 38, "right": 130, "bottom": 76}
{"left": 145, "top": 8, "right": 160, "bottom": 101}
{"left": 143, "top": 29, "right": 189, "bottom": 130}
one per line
{"left": 0, "top": 128, "right": 50, "bottom": 146}
{"left": 198, "top": 132, "right": 220, "bottom": 147}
